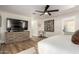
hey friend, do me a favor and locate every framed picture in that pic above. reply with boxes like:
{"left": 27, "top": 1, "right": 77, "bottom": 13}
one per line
{"left": 44, "top": 20, "right": 54, "bottom": 32}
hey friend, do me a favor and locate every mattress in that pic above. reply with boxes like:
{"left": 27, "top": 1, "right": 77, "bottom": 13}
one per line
{"left": 38, "top": 35, "right": 79, "bottom": 54}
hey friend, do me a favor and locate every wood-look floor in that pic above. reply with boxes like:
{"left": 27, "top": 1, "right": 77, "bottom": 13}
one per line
{"left": 0, "top": 40, "right": 38, "bottom": 54}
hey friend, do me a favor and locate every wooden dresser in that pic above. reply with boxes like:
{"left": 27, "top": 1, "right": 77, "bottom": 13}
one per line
{"left": 5, "top": 31, "right": 30, "bottom": 43}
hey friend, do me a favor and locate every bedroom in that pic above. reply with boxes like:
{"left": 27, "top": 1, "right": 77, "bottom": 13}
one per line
{"left": 0, "top": 5, "right": 79, "bottom": 54}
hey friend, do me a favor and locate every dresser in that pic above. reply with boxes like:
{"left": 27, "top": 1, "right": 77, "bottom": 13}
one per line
{"left": 5, "top": 31, "right": 30, "bottom": 43}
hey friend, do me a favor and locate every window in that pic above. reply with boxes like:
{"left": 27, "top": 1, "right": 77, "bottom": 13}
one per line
{"left": 64, "top": 20, "right": 75, "bottom": 33}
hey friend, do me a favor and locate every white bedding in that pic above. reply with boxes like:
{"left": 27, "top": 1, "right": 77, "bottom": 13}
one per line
{"left": 38, "top": 35, "right": 79, "bottom": 54}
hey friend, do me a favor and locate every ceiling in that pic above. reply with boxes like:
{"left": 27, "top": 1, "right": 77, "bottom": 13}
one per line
{"left": 0, "top": 5, "right": 77, "bottom": 18}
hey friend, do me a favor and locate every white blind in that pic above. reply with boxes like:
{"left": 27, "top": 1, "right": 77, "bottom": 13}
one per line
{"left": 64, "top": 20, "right": 75, "bottom": 32}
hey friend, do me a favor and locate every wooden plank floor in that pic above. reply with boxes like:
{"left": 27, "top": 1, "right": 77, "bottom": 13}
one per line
{"left": 0, "top": 40, "right": 37, "bottom": 54}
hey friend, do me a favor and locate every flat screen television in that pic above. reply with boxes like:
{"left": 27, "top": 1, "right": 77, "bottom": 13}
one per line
{"left": 6, "top": 18, "right": 28, "bottom": 32}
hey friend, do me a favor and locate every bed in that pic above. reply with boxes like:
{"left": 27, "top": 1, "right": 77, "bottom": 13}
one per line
{"left": 38, "top": 35, "right": 79, "bottom": 54}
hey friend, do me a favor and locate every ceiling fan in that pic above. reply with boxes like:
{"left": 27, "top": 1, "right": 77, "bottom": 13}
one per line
{"left": 35, "top": 5, "right": 59, "bottom": 16}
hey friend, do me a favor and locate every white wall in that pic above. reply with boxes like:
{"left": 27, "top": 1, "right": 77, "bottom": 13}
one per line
{"left": 38, "top": 18, "right": 63, "bottom": 37}
{"left": 1, "top": 6, "right": 79, "bottom": 43}
{"left": 30, "top": 17, "right": 38, "bottom": 36}
{"left": 38, "top": 10, "right": 79, "bottom": 37}
{"left": 0, "top": 11, "right": 31, "bottom": 43}
{"left": 0, "top": 11, "right": 40, "bottom": 43}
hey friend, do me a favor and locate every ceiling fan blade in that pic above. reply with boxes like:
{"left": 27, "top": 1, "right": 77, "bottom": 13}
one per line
{"left": 35, "top": 10, "right": 44, "bottom": 13}
{"left": 44, "top": 5, "right": 49, "bottom": 12}
{"left": 47, "top": 9, "right": 59, "bottom": 12}
{"left": 48, "top": 12, "right": 51, "bottom": 16}
{"left": 40, "top": 13, "right": 44, "bottom": 16}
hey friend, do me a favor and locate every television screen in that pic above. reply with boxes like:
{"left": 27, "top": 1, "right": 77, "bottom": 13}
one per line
{"left": 6, "top": 18, "right": 28, "bottom": 32}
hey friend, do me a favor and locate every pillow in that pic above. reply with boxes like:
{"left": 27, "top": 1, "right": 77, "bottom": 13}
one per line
{"left": 71, "top": 30, "right": 79, "bottom": 45}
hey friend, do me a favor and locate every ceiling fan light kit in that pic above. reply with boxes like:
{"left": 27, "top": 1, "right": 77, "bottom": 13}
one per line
{"left": 45, "top": 12, "right": 48, "bottom": 15}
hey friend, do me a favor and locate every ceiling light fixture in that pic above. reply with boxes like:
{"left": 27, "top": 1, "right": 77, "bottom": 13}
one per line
{"left": 45, "top": 12, "right": 48, "bottom": 15}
